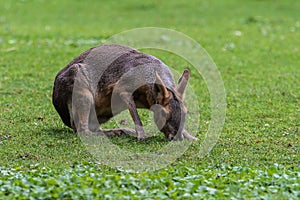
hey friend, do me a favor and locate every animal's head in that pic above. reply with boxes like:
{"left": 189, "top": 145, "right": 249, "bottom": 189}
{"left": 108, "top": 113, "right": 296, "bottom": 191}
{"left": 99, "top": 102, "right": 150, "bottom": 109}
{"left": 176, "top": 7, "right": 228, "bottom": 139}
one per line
{"left": 151, "top": 69, "right": 197, "bottom": 141}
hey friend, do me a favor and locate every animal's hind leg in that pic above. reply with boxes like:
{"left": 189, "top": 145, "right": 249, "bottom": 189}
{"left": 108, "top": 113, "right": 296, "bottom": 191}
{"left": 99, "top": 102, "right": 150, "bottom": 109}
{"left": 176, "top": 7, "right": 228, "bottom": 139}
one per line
{"left": 71, "top": 64, "right": 103, "bottom": 134}
{"left": 72, "top": 88, "right": 96, "bottom": 134}
{"left": 88, "top": 103, "right": 101, "bottom": 132}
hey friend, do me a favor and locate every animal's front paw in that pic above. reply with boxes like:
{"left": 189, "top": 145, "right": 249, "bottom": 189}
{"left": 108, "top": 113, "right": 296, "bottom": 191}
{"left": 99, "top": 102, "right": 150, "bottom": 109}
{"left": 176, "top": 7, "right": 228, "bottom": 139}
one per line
{"left": 137, "top": 134, "right": 148, "bottom": 141}
{"left": 135, "top": 125, "right": 148, "bottom": 141}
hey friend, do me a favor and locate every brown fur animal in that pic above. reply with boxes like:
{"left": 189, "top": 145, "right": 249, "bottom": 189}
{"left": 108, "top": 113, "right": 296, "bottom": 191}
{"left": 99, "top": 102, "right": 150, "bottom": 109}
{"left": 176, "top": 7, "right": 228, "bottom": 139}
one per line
{"left": 52, "top": 44, "right": 197, "bottom": 141}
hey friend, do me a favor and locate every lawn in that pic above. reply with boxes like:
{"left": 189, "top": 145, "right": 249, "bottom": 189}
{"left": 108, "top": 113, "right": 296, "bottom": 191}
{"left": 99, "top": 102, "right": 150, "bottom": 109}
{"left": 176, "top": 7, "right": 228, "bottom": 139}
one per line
{"left": 0, "top": 0, "right": 299, "bottom": 199}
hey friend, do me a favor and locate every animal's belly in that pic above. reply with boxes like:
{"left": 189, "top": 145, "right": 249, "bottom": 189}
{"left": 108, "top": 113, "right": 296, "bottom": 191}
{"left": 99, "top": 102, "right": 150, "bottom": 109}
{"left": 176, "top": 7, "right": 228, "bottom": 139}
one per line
{"left": 93, "top": 86, "right": 151, "bottom": 124}
{"left": 94, "top": 92, "right": 127, "bottom": 124}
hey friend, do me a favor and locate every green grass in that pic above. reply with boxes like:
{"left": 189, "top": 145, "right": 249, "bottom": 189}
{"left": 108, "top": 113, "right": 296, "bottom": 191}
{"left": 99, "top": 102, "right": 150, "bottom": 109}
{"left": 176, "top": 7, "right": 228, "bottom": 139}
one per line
{"left": 0, "top": 0, "right": 299, "bottom": 199}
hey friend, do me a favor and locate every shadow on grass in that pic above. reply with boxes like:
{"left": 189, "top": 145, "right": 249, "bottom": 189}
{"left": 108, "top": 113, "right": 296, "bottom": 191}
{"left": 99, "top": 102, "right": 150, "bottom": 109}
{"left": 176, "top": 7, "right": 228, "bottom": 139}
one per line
{"left": 36, "top": 126, "right": 75, "bottom": 139}
{"left": 39, "top": 126, "right": 168, "bottom": 146}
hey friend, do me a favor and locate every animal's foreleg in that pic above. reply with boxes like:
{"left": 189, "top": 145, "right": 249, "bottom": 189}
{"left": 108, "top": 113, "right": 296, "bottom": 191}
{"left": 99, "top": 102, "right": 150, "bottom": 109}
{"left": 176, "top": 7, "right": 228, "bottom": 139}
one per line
{"left": 120, "top": 92, "right": 147, "bottom": 140}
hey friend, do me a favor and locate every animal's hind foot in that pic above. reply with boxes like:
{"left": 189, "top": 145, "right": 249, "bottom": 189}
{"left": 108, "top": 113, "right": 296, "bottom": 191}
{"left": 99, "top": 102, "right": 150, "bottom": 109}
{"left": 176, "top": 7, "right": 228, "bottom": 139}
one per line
{"left": 77, "top": 129, "right": 105, "bottom": 135}
{"left": 102, "top": 128, "right": 137, "bottom": 137}
{"left": 78, "top": 128, "right": 149, "bottom": 140}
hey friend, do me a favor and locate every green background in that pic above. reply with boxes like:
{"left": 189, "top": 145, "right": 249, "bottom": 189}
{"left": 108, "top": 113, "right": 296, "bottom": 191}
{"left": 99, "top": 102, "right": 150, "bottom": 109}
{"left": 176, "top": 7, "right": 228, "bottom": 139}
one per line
{"left": 0, "top": 0, "right": 299, "bottom": 199}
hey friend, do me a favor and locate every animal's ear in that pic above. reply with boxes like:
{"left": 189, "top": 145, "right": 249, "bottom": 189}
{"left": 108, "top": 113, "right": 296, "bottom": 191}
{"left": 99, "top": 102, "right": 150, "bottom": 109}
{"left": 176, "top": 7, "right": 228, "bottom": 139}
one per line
{"left": 176, "top": 69, "right": 190, "bottom": 99}
{"left": 154, "top": 72, "right": 171, "bottom": 105}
